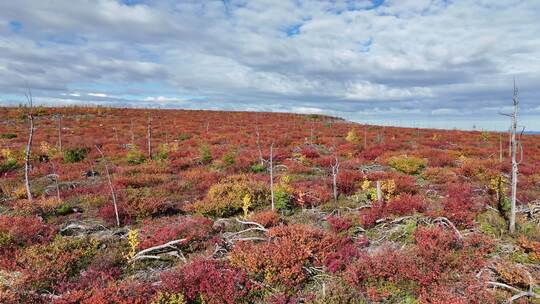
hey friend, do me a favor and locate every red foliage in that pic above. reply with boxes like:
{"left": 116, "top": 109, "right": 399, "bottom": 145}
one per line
{"left": 249, "top": 210, "right": 281, "bottom": 228}
{"left": 336, "top": 170, "right": 364, "bottom": 195}
{"left": 138, "top": 216, "right": 214, "bottom": 252}
{"left": 345, "top": 247, "right": 420, "bottom": 292}
{"left": 160, "top": 258, "right": 252, "bottom": 304}
{"left": 386, "top": 194, "right": 425, "bottom": 216}
{"left": 97, "top": 203, "right": 131, "bottom": 226}
{"left": 324, "top": 238, "right": 363, "bottom": 273}
{"left": 230, "top": 224, "right": 342, "bottom": 287}
{"left": 439, "top": 183, "right": 481, "bottom": 228}
{"left": 299, "top": 145, "right": 320, "bottom": 159}
{"left": 326, "top": 215, "right": 353, "bottom": 233}
{"left": 0, "top": 215, "right": 56, "bottom": 247}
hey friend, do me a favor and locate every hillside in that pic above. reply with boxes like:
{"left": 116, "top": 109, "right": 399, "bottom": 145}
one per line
{"left": 1, "top": 106, "right": 539, "bottom": 303}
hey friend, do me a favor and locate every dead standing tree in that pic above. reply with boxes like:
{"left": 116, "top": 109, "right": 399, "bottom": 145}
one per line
{"left": 95, "top": 145, "right": 120, "bottom": 227}
{"left": 501, "top": 80, "right": 524, "bottom": 234}
{"left": 56, "top": 113, "right": 62, "bottom": 153}
{"left": 24, "top": 90, "right": 34, "bottom": 202}
{"left": 331, "top": 151, "right": 339, "bottom": 202}
{"left": 147, "top": 115, "right": 152, "bottom": 159}
{"left": 269, "top": 143, "right": 275, "bottom": 211}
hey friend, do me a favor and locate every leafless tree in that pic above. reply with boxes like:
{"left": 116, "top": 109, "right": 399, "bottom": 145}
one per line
{"left": 130, "top": 118, "right": 135, "bottom": 146}
{"left": 95, "top": 145, "right": 120, "bottom": 227}
{"left": 331, "top": 152, "right": 339, "bottom": 201}
{"left": 56, "top": 114, "right": 62, "bottom": 153}
{"left": 147, "top": 115, "right": 152, "bottom": 159}
{"left": 376, "top": 180, "right": 382, "bottom": 202}
{"left": 501, "top": 80, "right": 524, "bottom": 234}
{"left": 269, "top": 143, "right": 275, "bottom": 211}
{"left": 255, "top": 125, "right": 264, "bottom": 166}
{"left": 23, "top": 90, "right": 34, "bottom": 202}
{"left": 51, "top": 161, "right": 61, "bottom": 201}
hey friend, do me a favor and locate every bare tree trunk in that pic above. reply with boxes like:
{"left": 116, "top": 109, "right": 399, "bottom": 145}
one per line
{"left": 376, "top": 180, "right": 382, "bottom": 202}
{"left": 113, "top": 127, "right": 119, "bottom": 144}
{"left": 147, "top": 115, "right": 152, "bottom": 159}
{"left": 255, "top": 126, "right": 264, "bottom": 166}
{"left": 130, "top": 118, "right": 135, "bottom": 146}
{"left": 96, "top": 145, "right": 120, "bottom": 227}
{"left": 364, "top": 126, "right": 367, "bottom": 149}
{"left": 509, "top": 81, "right": 519, "bottom": 234}
{"left": 269, "top": 143, "right": 274, "bottom": 211}
{"left": 24, "top": 91, "right": 34, "bottom": 202}
{"left": 331, "top": 153, "right": 339, "bottom": 201}
{"left": 51, "top": 162, "right": 61, "bottom": 200}
{"left": 499, "top": 132, "right": 503, "bottom": 162}
{"left": 56, "top": 114, "right": 62, "bottom": 153}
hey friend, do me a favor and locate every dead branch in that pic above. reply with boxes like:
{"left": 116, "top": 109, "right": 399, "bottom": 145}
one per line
{"left": 487, "top": 281, "right": 540, "bottom": 303}
{"left": 131, "top": 238, "right": 187, "bottom": 263}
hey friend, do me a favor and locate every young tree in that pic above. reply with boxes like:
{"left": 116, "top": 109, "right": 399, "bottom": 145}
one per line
{"left": 24, "top": 90, "right": 34, "bottom": 202}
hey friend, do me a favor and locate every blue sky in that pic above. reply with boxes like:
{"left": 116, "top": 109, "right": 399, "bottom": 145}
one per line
{"left": 0, "top": 0, "right": 539, "bottom": 130}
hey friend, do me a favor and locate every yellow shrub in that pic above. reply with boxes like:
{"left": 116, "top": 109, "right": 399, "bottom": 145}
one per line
{"left": 186, "top": 174, "right": 269, "bottom": 217}
{"left": 345, "top": 128, "right": 361, "bottom": 144}
{"left": 388, "top": 155, "right": 427, "bottom": 175}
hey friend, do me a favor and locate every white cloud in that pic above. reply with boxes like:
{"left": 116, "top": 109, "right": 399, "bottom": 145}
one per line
{"left": 0, "top": 0, "right": 539, "bottom": 129}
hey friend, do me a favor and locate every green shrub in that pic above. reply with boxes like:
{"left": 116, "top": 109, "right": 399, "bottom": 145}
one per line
{"left": 222, "top": 151, "right": 236, "bottom": 167}
{"left": 0, "top": 159, "right": 19, "bottom": 174}
{"left": 0, "top": 133, "right": 17, "bottom": 139}
{"left": 178, "top": 133, "right": 191, "bottom": 141}
{"left": 388, "top": 155, "right": 427, "bottom": 175}
{"left": 127, "top": 148, "right": 146, "bottom": 164}
{"left": 250, "top": 163, "right": 266, "bottom": 173}
{"left": 56, "top": 203, "right": 72, "bottom": 216}
{"left": 199, "top": 145, "right": 212, "bottom": 164}
{"left": 63, "top": 147, "right": 89, "bottom": 163}
{"left": 186, "top": 174, "right": 269, "bottom": 217}
{"left": 274, "top": 189, "right": 291, "bottom": 211}
{"left": 18, "top": 237, "right": 99, "bottom": 291}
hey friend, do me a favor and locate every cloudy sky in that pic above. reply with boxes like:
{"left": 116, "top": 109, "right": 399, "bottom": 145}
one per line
{"left": 0, "top": 0, "right": 539, "bottom": 130}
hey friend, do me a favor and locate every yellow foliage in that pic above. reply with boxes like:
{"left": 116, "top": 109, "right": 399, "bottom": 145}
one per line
{"left": 125, "top": 229, "right": 139, "bottom": 261}
{"left": 37, "top": 197, "right": 64, "bottom": 214}
{"left": 242, "top": 194, "right": 252, "bottom": 217}
{"left": 39, "top": 141, "right": 59, "bottom": 158}
{"left": 388, "top": 155, "right": 427, "bottom": 175}
{"left": 360, "top": 179, "right": 396, "bottom": 201}
{"left": 345, "top": 128, "right": 361, "bottom": 144}
{"left": 152, "top": 292, "right": 186, "bottom": 304}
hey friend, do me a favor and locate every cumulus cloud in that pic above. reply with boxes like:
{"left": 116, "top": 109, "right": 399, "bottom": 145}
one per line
{"left": 0, "top": 0, "right": 539, "bottom": 129}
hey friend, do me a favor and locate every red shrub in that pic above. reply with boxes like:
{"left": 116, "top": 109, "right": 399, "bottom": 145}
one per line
{"left": 359, "top": 203, "right": 386, "bottom": 228}
{"left": 249, "top": 210, "right": 281, "bottom": 228}
{"left": 386, "top": 194, "right": 425, "bottom": 216}
{"left": 138, "top": 216, "right": 214, "bottom": 252}
{"left": 230, "top": 224, "right": 342, "bottom": 287}
{"left": 336, "top": 170, "right": 364, "bottom": 195}
{"left": 0, "top": 215, "right": 56, "bottom": 247}
{"left": 345, "top": 247, "right": 419, "bottom": 292}
{"left": 97, "top": 203, "right": 131, "bottom": 226}
{"left": 160, "top": 258, "right": 252, "bottom": 304}
{"left": 325, "top": 238, "right": 362, "bottom": 273}
{"left": 440, "top": 183, "right": 480, "bottom": 228}
{"left": 299, "top": 146, "right": 320, "bottom": 159}
{"left": 326, "top": 215, "right": 352, "bottom": 233}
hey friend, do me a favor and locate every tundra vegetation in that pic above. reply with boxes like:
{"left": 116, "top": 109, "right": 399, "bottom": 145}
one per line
{"left": 0, "top": 106, "right": 539, "bottom": 303}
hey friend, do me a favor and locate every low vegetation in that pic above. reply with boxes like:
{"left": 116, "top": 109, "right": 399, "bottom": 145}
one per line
{"left": 0, "top": 106, "right": 539, "bottom": 303}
